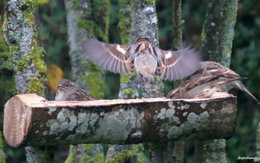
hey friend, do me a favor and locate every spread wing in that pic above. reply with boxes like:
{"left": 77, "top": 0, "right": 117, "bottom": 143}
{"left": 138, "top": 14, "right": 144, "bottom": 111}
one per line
{"left": 83, "top": 38, "right": 133, "bottom": 74}
{"left": 156, "top": 46, "right": 200, "bottom": 80}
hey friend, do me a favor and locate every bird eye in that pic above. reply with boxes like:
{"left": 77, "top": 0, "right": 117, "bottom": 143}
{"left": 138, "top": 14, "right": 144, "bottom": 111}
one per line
{"left": 65, "top": 84, "right": 69, "bottom": 87}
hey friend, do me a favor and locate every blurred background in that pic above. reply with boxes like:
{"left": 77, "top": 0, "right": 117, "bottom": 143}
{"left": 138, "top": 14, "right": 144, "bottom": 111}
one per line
{"left": 2, "top": 0, "right": 260, "bottom": 162}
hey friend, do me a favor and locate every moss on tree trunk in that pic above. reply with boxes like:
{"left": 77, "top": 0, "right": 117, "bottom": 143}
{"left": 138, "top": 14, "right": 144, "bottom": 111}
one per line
{"left": 195, "top": 0, "right": 238, "bottom": 162}
{"left": 64, "top": 0, "right": 110, "bottom": 162}
{"left": 4, "top": 0, "right": 49, "bottom": 162}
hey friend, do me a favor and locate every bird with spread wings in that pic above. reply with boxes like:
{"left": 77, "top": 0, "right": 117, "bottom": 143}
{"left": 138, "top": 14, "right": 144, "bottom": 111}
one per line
{"left": 83, "top": 37, "right": 200, "bottom": 81}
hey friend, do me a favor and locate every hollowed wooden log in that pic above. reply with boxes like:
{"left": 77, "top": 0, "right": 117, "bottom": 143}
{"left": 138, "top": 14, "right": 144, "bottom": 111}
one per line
{"left": 3, "top": 94, "right": 237, "bottom": 148}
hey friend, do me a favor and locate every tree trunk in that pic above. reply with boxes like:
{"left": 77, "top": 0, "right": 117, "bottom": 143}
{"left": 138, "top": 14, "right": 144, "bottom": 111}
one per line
{"left": 171, "top": 1, "right": 185, "bottom": 162}
{"left": 105, "top": 0, "right": 141, "bottom": 162}
{"left": 4, "top": 0, "right": 49, "bottom": 162}
{"left": 64, "top": 0, "right": 110, "bottom": 162}
{"left": 0, "top": 0, "right": 15, "bottom": 108}
{"left": 120, "top": 0, "right": 171, "bottom": 162}
{"left": 195, "top": 0, "right": 238, "bottom": 162}
{"left": 0, "top": 132, "right": 6, "bottom": 163}
{"left": 0, "top": 1, "right": 13, "bottom": 161}
{"left": 172, "top": 0, "right": 183, "bottom": 50}
{"left": 256, "top": 121, "right": 260, "bottom": 160}
{"left": 201, "top": 0, "right": 238, "bottom": 67}
{"left": 65, "top": 0, "right": 109, "bottom": 99}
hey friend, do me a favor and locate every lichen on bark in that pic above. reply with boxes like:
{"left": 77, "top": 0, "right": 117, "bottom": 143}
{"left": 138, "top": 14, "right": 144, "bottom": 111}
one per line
{"left": 131, "top": 0, "right": 158, "bottom": 46}
{"left": 116, "top": 0, "right": 166, "bottom": 162}
{"left": 4, "top": 0, "right": 47, "bottom": 96}
{"left": 201, "top": 0, "right": 238, "bottom": 67}
{"left": 0, "top": 0, "right": 16, "bottom": 117}
{"left": 119, "top": 0, "right": 163, "bottom": 99}
{"left": 65, "top": 0, "right": 110, "bottom": 99}
{"left": 4, "top": 0, "right": 48, "bottom": 162}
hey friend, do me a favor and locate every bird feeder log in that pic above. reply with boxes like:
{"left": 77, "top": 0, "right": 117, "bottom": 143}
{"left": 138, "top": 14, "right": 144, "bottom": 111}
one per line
{"left": 3, "top": 94, "right": 237, "bottom": 148}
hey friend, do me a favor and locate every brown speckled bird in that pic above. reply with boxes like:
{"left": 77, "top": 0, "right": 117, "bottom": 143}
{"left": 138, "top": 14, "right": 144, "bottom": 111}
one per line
{"left": 55, "top": 79, "right": 94, "bottom": 101}
{"left": 83, "top": 37, "right": 200, "bottom": 81}
{"left": 167, "top": 61, "right": 259, "bottom": 103}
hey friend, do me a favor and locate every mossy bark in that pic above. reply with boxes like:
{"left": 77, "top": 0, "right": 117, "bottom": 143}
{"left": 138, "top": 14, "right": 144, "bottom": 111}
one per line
{"left": 5, "top": 0, "right": 47, "bottom": 96}
{"left": 106, "top": 1, "right": 143, "bottom": 162}
{"left": 64, "top": 0, "right": 110, "bottom": 162}
{"left": 0, "top": 132, "right": 6, "bottom": 163}
{"left": 119, "top": 0, "right": 163, "bottom": 99}
{"left": 201, "top": 0, "right": 238, "bottom": 67}
{"left": 118, "top": 0, "right": 171, "bottom": 162}
{"left": 256, "top": 122, "right": 260, "bottom": 160}
{"left": 65, "top": 0, "right": 108, "bottom": 99}
{"left": 4, "top": 0, "right": 49, "bottom": 162}
{"left": 195, "top": 0, "right": 238, "bottom": 162}
{"left": 0, "top": 1, "right": 15, "bottom": 162}
{"left": 0, "top": 0, "right": 12, "bottom": 74}
{"left": 172, "top": 0, "right": 183, "bottom": 50}
{"left": 172, "top": 1, "right": 185, "bottom": 162}
{"left": 0, "top": 0, "right": 15, "bottom": 115}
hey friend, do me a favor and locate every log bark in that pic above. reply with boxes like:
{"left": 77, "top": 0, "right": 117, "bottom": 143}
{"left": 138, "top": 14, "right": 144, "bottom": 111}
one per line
{"left": 4, "top": 94, "right": 237, "bottom": 148}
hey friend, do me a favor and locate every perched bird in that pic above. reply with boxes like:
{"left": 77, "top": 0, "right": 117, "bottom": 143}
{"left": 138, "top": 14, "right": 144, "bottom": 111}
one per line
{"left": 190, "top": 61, "right": 240, "bottom": 78}
{"left": 167, "top": 61, "right": 259, "bottom": 103}
{"left": 55, "top": 79, "right": 94, "bottom": 101}
{"left": 83, "top": 37, "right": 200, "bottom": 81}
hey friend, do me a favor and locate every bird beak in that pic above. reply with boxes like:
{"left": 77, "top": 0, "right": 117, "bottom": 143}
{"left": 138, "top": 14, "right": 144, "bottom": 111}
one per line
{"left": 57, "top": 85, "right": 63, "bottom": 90}
{"left": 139, "top": 43, "right": 145, "bottom": 51}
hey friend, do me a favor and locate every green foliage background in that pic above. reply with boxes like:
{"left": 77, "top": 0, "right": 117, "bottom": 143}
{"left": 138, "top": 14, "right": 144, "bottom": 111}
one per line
{"left": 2, "top": 0, "right": 259, "bottom": 162}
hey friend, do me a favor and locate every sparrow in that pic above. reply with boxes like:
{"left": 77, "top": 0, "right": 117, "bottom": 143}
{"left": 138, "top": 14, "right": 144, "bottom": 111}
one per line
{"left": 167, "top": 61, "right": 259, "bottom": 103}
{"left": 190, "top": 61, "right": 240, "bottom": 78}
{"left": 83, "top": 37, "right": 200, "bottom": 81}
{"left": 55, "top": 79, "right": 94, "bottom": 101}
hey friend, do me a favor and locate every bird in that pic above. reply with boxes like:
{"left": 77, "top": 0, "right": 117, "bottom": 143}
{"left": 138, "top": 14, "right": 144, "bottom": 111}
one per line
{"left": 55, "top": 79, "right": 94, "bottom": 101}
{"left": 83, "top": 37, "right": 200, "bottom": 81}
{"left": 167, "top": 61, "right": 259, "bottom": 103}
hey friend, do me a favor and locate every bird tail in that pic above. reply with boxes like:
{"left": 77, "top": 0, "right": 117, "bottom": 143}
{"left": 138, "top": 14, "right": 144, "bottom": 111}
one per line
{"left": 217, "top": 77, "right": 259, "bottom": 104}
{"left": 234, "top": 80, "right": 260, "bottom": 104}
{"left": 133, "top": 74, "right": 154, "bottom": 83}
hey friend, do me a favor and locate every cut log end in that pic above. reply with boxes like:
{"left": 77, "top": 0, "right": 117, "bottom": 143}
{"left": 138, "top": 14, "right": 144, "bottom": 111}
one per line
{"left": 4, "top": 94, "right": 45, "bottom": 147}
{"left": 4, "top": 96, "right": 30, "bottom": 147}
